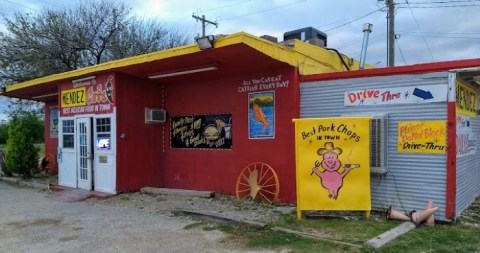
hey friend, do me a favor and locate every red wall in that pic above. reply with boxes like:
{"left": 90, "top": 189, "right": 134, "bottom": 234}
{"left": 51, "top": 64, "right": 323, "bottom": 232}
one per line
{"left": 115, "top": 73, "right": 165, "bottom": 192}
{"left": 164, "top": 67, "right": 299, "bottom": 202}
{"left": 43, "top": 101, "right": 59, "bottom": 173}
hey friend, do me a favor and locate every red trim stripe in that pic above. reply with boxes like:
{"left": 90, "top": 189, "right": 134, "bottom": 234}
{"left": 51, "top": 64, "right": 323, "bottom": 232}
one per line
{"left": 301, "top": 58, "right": 480, "bottom": 82}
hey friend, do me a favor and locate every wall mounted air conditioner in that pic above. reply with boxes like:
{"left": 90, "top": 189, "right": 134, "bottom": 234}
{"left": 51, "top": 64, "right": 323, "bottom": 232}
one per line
{"left": 145, "top": 108, "right": 166, "bottom": 123}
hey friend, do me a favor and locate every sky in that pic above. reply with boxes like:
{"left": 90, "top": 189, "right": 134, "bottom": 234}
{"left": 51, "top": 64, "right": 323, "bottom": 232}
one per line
{"left": 0, "top": 0, "right": 479, "bottom": 118}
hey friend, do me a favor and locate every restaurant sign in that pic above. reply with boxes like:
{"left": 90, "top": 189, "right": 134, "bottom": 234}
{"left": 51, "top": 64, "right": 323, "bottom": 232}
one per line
{"left": 60, "top": 75, "right": 114, "bottom": 116}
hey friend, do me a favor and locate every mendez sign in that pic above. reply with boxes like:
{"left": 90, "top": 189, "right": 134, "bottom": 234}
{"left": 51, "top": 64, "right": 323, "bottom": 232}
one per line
{"left": 60, "top": 75, "right": 114, "bottom": 116}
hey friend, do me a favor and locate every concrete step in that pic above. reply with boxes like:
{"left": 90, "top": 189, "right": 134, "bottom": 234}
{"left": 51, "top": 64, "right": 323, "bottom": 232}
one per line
{"left": 140, "top": 187, "right": 214, "bottom": 198}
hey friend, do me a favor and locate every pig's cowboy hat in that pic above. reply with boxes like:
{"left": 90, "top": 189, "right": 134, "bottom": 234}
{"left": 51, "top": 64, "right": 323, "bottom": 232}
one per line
{"left": 317, "top": 142, "right": 343, "bottom": 155}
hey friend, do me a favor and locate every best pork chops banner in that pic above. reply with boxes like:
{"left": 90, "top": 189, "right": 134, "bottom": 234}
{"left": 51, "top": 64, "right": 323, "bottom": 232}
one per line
{"left": 293, "top": 117, "right": 371, "bottom": 218}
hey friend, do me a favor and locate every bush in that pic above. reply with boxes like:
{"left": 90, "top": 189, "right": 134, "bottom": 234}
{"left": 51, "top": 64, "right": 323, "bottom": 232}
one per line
{"left": 5, "top": 120, "right": 38, "bottom": 179}
{"left": 0, "top": 124, "right": 8, "bottom": 144}
{"left": 0, "top": 150, "right": 12, "bottom": 177}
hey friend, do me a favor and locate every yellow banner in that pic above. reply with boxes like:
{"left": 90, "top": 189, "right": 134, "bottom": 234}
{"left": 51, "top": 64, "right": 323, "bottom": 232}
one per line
{"left": 398, "top": 121, "right": 446, "bottom": 153}
{"left": 293, "top": 117, "right": 371, "bottom": 218}
{"left": 61, "top": 87, "right": 86, "bottom": 108}
{"left": 456, "top": 81, "right": 477, "bottom": 117}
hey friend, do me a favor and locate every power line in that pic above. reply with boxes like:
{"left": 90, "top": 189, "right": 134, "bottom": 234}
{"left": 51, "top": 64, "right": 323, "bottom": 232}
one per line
{"left": 398, "top": 4, "right": 480, "bottom": 7}
{"left": 323, "top": 7, "right": 385, "bottom": 32}
{"left": 405, "top": 1, "right": 435, "bottom": 61}
{"left": 221, "top": 0, "right": 307, "bottom": 21}
{"left": 399, "top": 33, "right": 480, "bottom": 39}
{"left": 198, "top": 0, "right": 253, "bottom": 13}
{"left": 395, "top": 37, "right": 408, "bottom": 65}
{"left": 1, "top": 0, "right": 38, "bottom": 12}
{"left": 398, "top": 31, "right": 480, "bottom": 35}
{"left": 406, "top": 0, "right": 480, "bottom": 3}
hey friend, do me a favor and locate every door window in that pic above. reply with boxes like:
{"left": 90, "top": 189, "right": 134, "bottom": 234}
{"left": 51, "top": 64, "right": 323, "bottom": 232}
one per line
{"left": 62, "top": 119, "right": 75, "bottom": 148}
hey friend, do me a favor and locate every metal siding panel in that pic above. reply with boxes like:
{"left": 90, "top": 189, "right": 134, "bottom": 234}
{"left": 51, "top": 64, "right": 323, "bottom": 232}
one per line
{"left": 455, "top": 114, "right": 480, "bottom": 219}
{"left": 300, "top": 72, "right": 451, "bottom": 221}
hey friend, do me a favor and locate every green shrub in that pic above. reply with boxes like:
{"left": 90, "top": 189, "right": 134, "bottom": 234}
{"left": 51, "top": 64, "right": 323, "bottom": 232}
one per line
{"left": 5, "top": 120, "right": 38, "bottom": 179}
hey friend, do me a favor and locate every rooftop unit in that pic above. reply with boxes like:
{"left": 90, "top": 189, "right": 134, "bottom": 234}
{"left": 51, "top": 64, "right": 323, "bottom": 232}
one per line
{"left": 283, "top": 27, "right": 327, "bottom": 48}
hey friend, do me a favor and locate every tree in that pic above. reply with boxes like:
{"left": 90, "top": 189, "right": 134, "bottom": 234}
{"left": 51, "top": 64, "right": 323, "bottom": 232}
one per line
{"left": 5, "top": 115, "right": 39, "bottom": 179}
{"left": 0, "top": 0, "right": 190, "bottom": 87}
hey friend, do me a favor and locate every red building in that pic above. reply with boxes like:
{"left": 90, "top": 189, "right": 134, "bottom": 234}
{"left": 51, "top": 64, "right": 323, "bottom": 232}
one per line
{"left": 2, "top": 32, "right": 356, "bottom": 202}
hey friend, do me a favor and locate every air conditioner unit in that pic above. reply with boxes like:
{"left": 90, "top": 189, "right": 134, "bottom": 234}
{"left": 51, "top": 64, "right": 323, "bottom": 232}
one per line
{"left": 145, "top": 108, "right": 166, "bottom": 123}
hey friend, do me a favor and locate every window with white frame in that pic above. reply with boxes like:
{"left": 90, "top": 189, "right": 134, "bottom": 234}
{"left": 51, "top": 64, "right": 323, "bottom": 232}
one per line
{"left": 96, "top": 117, "right": 111, "bottom": 150}
{"left": 62, "top": 119, "right": 75, "bottom": 148}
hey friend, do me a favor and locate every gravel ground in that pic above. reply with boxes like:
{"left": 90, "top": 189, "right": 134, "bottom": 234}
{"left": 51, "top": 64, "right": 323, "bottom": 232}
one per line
{"left": 2, "top": 173, "right": 479, "bottom": 253}
{"left": 0, "top": 179, "right": 287, "bottom": 253}
{"left": 92, "top": 191, "right": 296, "bottom": 225}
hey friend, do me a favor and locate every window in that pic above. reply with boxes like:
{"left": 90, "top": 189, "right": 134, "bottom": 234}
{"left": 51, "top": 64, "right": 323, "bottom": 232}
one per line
{"left": 62, "top": 120, "right": 75, "bottom": 148}
{"left": 370, "top": 115, "right": 388, "bottom": 174}
{"left": 342, "top": 114, "right": 388, "bottom": 174}
{"left": 96, "top": 118, "right": 111, "bottom": 150}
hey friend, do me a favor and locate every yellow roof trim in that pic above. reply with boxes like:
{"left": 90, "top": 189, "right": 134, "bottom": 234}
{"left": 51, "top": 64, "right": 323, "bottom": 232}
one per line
{"left": 5, "top": 32, "right": 356, "bottom": 93}
{"left": 6, "top": 43, "right": 201, "bottom": 92}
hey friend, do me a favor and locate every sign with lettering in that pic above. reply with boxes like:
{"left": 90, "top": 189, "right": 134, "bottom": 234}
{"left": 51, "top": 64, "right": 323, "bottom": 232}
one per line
{"left": 456, "top": 115, "right": 477, "bottom": 158}
{"left": 60, "top": 75, "right": 115, "bottom": 116}
{"left": 238, "top": 74, "right": 289, "bottom": 93}
{"left": 61, "top": 87, "right": 86, "bottom": 108}
{"left": 344, "top": 84, "right": 447, "bottom": 106}
{"left": 293, "top": 117, "right": 371, "bottom": 218}
{"left": 171, "top": 114, "right": 232, "bottom": 149}
{"left": 456, "top": 81, "right": 477, "bottom": 117}
{"left": 398, "top": 121, "right": 446, "bottom": 154}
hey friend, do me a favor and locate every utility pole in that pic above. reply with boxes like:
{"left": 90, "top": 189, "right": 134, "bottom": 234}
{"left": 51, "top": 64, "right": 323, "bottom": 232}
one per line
{"left": 386, "top": 0, "right": 395, "bottom": 66}
{"left": 192, "top": 14, "right": 218, "bottom": 37}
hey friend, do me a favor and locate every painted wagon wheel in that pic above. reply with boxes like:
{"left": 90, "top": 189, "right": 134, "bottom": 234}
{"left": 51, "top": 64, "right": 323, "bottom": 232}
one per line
{"left": 235, "top": 162, "right": 280, "bottom": 204}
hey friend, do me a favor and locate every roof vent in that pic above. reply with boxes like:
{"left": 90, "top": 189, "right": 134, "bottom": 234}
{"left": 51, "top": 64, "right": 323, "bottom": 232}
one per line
{"left": 260, "top": 35, "right": 278, "bottom": 43}
{"left": 283, "top": 27, "right": 327, "bottom": 47}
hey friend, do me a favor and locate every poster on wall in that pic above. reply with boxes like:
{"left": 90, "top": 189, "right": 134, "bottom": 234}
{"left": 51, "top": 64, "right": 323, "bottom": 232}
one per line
{"left": 249, "top": 91, "right": 274, "bottom": 139}
{"left": 397, "top": 121, "right": 446, "bottom": 154}
{"left": 457, "top": 115, "right": 477, "bottom": 158}
{"left": 50, "top": 109, "right": 59, "bottom": 138}
{"left": 293, "top": 117, "right": 371, "bottom": 219}
{"left": 171, "top": 113, "right": 232, "bottom": 149}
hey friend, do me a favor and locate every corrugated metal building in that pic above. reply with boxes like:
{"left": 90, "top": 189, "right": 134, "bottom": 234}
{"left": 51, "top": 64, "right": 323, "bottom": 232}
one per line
{"left": 300, "top": 60, "right": 480, "bottom": 221}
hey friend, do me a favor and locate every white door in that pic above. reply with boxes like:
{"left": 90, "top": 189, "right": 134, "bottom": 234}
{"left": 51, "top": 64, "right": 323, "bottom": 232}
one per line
{"left": 58, "top": 118, "right": 77, "bottom": 188}
{"left": 77, "top": 118, "right": 93, "bottom": 190}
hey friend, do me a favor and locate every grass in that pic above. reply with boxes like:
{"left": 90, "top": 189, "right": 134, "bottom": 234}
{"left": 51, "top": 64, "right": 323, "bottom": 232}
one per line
{"left": 190, "top": 211, "right": 480, "bottom": 253}
{"left": 377, "top": 223, "right": 480, "bottom": 253}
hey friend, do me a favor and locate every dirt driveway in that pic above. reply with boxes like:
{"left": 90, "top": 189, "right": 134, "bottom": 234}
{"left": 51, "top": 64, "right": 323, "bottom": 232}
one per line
{"left": 0, "top": 181, "right": 273, "bottom": 253}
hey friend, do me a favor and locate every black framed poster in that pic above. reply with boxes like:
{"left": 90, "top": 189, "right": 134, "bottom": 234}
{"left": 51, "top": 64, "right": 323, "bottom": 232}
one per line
{"left": 171, "top": 113, "right": 232, "bottom": 149}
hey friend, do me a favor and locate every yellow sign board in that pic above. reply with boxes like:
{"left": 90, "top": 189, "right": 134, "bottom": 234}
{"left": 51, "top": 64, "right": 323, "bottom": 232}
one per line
{"left": 398, "top": 121, "right": 446, "bottom": 153}
{"left": 61, "top": 87, "right": 86, "bottom": 108}
{"left": 456, "top": 81, "right": 477, "bottom": 117}
{"left": 293, "top": 117, "right": 371, "bottom": 219}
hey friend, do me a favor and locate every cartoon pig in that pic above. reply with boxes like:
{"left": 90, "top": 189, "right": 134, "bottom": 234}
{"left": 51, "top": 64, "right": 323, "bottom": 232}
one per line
{"left": 311, "top": 142, "right": 359, "bottom": 200}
